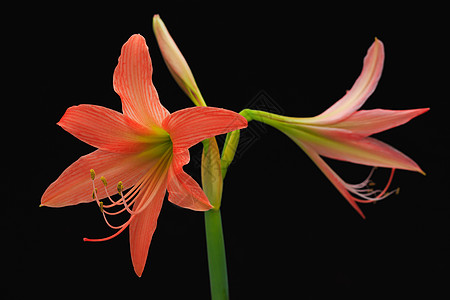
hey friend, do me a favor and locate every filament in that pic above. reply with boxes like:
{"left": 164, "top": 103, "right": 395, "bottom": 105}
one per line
{"left": 84, "top": 150, "right": 172, "bottom": 242}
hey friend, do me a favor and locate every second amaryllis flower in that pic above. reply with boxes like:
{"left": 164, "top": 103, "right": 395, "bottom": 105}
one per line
{"left": 41, "top": 34, "right": 247, "bottom": 276}
{"left": 240, "top": 38, "right": 428, "bottom": 218}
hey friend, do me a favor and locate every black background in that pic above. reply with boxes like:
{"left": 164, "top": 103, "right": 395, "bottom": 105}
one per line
{"left": 5, "top": 2, "right": 449, "bottom": 299}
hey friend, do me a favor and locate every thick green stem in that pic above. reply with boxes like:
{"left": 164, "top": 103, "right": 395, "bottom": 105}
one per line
{"left": 204, "top": 209, "right": 229, "bottom": 300}
{"left": 202, "top": 137, "right": 229, "bottom": 299}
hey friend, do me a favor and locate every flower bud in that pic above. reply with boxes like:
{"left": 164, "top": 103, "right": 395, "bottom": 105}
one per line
{"left": 153, "top": 14, "right": 206, "bottom": 107}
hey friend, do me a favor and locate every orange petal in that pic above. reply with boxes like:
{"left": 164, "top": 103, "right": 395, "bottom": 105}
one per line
{"left": 167, "top": 168, "right": 213, "bottom": 211}
{"left": 41, "top": 150, "right": 153, "bottom": 207}
{"left": 129, "top": 172, "right": 168, "bottom": 277}
{"left": 58, "top": 104, "right": 155, "bottom": 153}
{"left": 163, "top": 107, "right": 247, "bottom": 152}
{"left": 167, "top": 151, "right": 213, "bottom": 211}
{"left": 113, "top": 34, "right": 169, "bottom": 127}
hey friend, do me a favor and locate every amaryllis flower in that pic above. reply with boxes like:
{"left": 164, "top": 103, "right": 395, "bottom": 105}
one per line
{"left": 241, "top": 38, "right": 428, "bottom": 218}
{"left": 41, "top": 34, "right": 247, "bottom": 276}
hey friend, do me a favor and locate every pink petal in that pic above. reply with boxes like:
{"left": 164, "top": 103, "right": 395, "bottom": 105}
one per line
{"left": 309, "top": 38, "right": 384, "bottom": 125}
{"left": 41, "top": 150, "right": 153, "bottom": 207}
{"left": 129, "top": 172, "right": 168, "bottom": 277}
{"left": 167, "top": 151, "right": 213, "bottom": 211}
{"left": 286, "top": 125, "right": 424, "bottom": 173}
{"left": 162, "top": 107, "right": 247, "bottom": 152}
{"left": 58, "top": 104, "right": 155, "bottom": 153}
{"left": 113, "top": 34, "right": 169, "bottom": 127}
{"left": 333, "top": 108, "right": 429, "bottom": 136}
{"left": 297, "top": 142, "right": 366, "bottom": 218}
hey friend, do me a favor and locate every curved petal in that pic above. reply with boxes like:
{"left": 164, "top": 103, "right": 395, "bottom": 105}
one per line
{"left": 163, "top": 107, "right": 248, "bottom": 153}
{"left": 58, "top": 104, "right": 155, "bottom": 153}
{"left": 113, "top": 34, "right": 169, "bottom": 127}
{"left": 332, "top": 108, "right": 429, "bottom": 136}
{"left": 129, "top": 171, "right": 168, "bottom": 277}
{"left": 296, "top": 142, "right": 365, "bottom": 218}
{"left": 41, "top": 150, "right": 154, "bottom": 207}
{"left": 167, "top": 169, "right": 213, "bottom": 211}
{"left": 167, "top": 151, "right": 213, "bottom": 211}
{"left": 308, "top": 38, "right": 384, "bottom": 125}
{"left": 284, "top": 125, "right": 423, "bottom": 173}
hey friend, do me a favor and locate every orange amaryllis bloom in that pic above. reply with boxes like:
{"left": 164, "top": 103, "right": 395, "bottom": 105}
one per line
{"left": 241, "top": 38, "right": 428, "bottom": 218}
{"left": 41, "top": 34, "right": 247, "bottom": 276}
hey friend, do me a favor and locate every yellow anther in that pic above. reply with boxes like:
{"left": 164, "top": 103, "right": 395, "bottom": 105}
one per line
{"left": 99, "top": 201, "right": 104, "bottom": 213}
{"left": 101, "top": 176, "right": 108, "bottom": 187}
{"left": 92, "top": 188, "right": 98, "bottom": 199}
{"left": 395, "top": 187, "right": 400, "bottom": 195}
{"left": 90, "top": 169, "right": 96, "bottom": 180}
{"left": 117, "top": 181, "right": 124, "bottom": 195}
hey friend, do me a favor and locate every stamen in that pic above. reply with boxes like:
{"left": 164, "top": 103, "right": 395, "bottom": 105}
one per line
{"left": 117, "top": 181, "right": 124, "bottom": 195}
{"left": 344, "top": 168, "right": 398, "bottom": 204}
{"left": 346, "top": 167, "right": 377, "bottom": 189}
{"left": 84, "top": 149, "right": 172, "bottom": 243}
{"left": 83, "top": 218, "right": 133, "bottom": 242}
{"left": 375, "top": 168, "right": 395, "bottom": 199}
{"left": 90, "top": 169, "right": 96, "bottom": 180}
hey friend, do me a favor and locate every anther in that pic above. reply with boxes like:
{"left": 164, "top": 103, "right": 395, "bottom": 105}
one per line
{"left": 90, "top": 169, "right": 96, "bottom": 180}
{"left": 99, "top": 201, "right": 104, "bottom": 213}
{"left": 101, "top": 176, "right": 108, "bottom": 187}
{"left": 117, "top": 181, "right": 124, "bottom": 195}
{"left": 92, "top": 188, "right": 98, "bottom": 199}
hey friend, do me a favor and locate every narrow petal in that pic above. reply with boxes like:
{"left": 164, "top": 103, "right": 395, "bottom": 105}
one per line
{"left": 129, "top": 172, "right": 168, "bottom": 277}
{"left": 58, "top": 104, "right": 155, "bottom": 153}
{"left": 285, "top": 125, "right": 423, "bottom": 173}
{"left": 308, "top": 38, "right": 384, "bottom": 125}
{"left": 295, "top": 142, "right": 366, "bottom": 218}
{"left": 113, "top": 34, "right": 169, "bottom": 126}
{"left": 332, "top": 108, "right": 429, "bottom": 136}
{"left": 162, "top": 107, "right": 248, "bottom": 152}
{"left": 41, "top": 150, "right": 153, "bottom": 207}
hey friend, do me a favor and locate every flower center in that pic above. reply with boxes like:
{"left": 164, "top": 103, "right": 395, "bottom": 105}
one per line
{"left": 138, "top": 127, "right": 173, "bottom": 161}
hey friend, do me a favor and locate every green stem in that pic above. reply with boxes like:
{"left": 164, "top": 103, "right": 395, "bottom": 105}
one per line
{"left": 204, "top": 209, "right": 229, "bottom": 300}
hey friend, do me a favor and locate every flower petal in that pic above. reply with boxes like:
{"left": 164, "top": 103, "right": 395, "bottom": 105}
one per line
{"left": 332, "top": 108, "right": 429, "bottom": 136}
{"left": 166, "top": 150, "right": 213, "bottom": 211}
{"left": 58, "top": 104, "right": 156, "bottom": 153}
{"left": 167, "top": 169, "right": 213, "bottom": 211}
{"left": 309, "top": 38, "right": 384, "bottom": 125}
{"left": 113, "top": 34, "right": 169, "bottom": 127}
{"left": 285, "top": 125, "right": 423, "bottom": 173}
{"left": 41, "top": 150, "right": 153, "bottom": 207}
{"left": 296, "top": 142, "right": 366, "bottom": 218}
{"left": 162, "top": 107, "right": 248, "bottom": 152}
{"left": 129, "top": 171, "right": 168, "bottom": 277}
